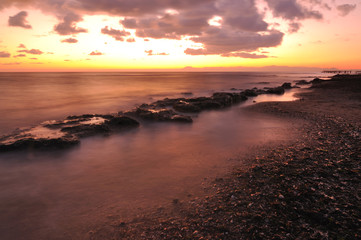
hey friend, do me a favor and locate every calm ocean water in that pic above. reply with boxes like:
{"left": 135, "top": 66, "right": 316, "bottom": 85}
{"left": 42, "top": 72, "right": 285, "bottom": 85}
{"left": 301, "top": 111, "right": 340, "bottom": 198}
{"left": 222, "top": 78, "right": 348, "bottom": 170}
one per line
{"left": 0, "top": 72, "right": 324, "bottom": 135}
{"left": 0, "top": 72, "right": 325, "bottom": 239}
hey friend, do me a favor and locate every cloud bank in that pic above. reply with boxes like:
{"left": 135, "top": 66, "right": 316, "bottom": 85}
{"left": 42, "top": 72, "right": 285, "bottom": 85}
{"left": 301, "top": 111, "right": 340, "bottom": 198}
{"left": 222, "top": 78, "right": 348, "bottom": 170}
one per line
{"left": 0, "top": 0, "right": 345, "bottom": 58}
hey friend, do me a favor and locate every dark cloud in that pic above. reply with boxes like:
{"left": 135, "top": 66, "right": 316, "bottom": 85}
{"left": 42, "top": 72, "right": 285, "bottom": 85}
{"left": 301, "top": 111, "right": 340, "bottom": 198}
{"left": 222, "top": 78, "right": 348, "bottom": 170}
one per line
{"left": 89, "top": 51, "right": 103, "bottom": 56}
{"left": 121, "top": 18, "right": 137, "bottom": 28}
{"left": 8, "top": 11, "right": 32, "bottom": 29}
{"left": 17, "top": 44, "right": 26, "bottom": 48}
{"left": 216, "top": 0, "right": 268, "bottom": 31}
{"left": 185, "top": 29, "right": 284, "bottom": 55}
{"left": 336, "top": 4, "right": 356, "bottom": 16}
{"left": 0, "top": 0, "right": 339, "bottom": 58}
{"left": 54, "top": 13, "right": 87, "bottom": 35}
{"left": 70, "top": 0, "right": 214, "bottom": 16}
{"left": 61, "top": 38, "right": 78, "bottom": 43}
{"left": 265, "top": 0, "right": 323, "bottom": 20}
{"left": 145, "top": 50, "right": 169, "bottom": 56}
{"left": 221, "top": 52, "right": 268, "bottom": 58}
{"left": 0, "top": 51, "right": 11, "bottom": 58}
{"left": 18, "top": 49, "right": 44, "bottom": 54}
{"left": 101, "top": 26, "right": 131, "bottom": 41}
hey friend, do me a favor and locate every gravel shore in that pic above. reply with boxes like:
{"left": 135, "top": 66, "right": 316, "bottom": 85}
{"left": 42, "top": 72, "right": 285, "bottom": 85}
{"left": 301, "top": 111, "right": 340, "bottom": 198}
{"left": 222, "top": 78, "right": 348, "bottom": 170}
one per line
{"left": 89, "top": 75, "right": 361, "bottom": 240}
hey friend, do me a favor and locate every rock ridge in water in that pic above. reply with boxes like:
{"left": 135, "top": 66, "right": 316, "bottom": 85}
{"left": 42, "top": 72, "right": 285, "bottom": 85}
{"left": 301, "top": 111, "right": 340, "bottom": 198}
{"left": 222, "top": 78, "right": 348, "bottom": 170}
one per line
{"left": 0, "top": 81, "right": 303, "bottom": 152}
{"left": 0, "top": 115, "right": 139, "bottom": 152}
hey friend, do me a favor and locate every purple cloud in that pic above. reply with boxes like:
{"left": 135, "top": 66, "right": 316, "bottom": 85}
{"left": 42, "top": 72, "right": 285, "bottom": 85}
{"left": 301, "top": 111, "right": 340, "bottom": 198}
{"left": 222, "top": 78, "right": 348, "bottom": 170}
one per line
{"left": 61, "top": 38, "right": 78, "bottom": 43}
{"left": 101, "top": 26, "right": 131, "bottom": 41}
{"left": 8, "top": 11, "right": 32, "bottom": 29}
{"left": 0, "top": 0, "right": 341, "bottom": 58}
{"left": 54, "top": 13, "right": 87, "bottom": 35}
{"left": 265, "top": 0, "right": 323, "bottom": 20}
{"left": 0, "top": 51, "right": 11, "bottom": 58}
{"left": 337, "top": 4, "right": 356, "bottom": 17}
{"left": 17, "top": 44, "right": 26, "bottom": 48}
{"left": 185, "top": 29, "right": 284, "bottom": 56}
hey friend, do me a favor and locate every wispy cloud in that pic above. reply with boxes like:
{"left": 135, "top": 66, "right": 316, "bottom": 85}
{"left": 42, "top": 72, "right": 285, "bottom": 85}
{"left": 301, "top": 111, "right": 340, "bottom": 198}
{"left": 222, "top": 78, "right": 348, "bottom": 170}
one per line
{"left": 0, "top": 51, "right": 11, "bottom": 58}
{"left": 61, "top": 38, "right": 78, "bottom": 43}
{"left": 101, "top": 26, "right": 131, "bottom": 41}
{"left": 14, "top": 54, "right": 26, "bottom": 57}
{"left": 18, "top": 49, "right": 44, "bottom": 55}
{"left": 336, "top": 4, "right": 357, "bottom": 17}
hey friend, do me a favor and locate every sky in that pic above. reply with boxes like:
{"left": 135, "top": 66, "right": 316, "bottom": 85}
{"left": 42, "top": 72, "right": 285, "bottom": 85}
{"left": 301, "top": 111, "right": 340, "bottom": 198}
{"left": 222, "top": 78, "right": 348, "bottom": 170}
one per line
{"left": 0, "top": 0, "right": 360, "bottom": 71}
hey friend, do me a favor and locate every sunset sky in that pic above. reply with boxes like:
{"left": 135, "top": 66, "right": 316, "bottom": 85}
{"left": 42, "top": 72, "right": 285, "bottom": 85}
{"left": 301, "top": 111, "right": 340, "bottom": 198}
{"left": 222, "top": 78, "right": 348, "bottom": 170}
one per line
{"left": 0, "top": 0, "right": 360, "bottom": 71}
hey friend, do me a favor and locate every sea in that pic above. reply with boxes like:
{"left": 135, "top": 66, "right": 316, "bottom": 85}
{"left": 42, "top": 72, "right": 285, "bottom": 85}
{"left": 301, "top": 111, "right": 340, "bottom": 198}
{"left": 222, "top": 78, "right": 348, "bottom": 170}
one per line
{"left": 0, "top": 72, "right": 328, "bottom": 239}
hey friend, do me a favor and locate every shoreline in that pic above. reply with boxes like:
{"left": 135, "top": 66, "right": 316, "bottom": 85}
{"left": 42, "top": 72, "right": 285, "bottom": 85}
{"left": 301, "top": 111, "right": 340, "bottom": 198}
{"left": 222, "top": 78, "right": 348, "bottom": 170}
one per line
{"left": 89, "top": 75, "right": 361, "bottom": 239}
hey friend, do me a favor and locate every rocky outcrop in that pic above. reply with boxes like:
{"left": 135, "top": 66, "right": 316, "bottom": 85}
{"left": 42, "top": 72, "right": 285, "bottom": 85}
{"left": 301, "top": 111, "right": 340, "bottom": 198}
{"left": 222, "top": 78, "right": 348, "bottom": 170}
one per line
{"left": 281, "top": 82, "right": 293, "bottom": 89}
{"left": 0, "top": 81, "right": 305, "bottom": 152}
{"left": 0, "top": 115, "right": 139, "bottom": 152}
{"left": 266, "top": 86, "right": 285, "bottom": 95}
{"left": 295, "top": 80, "right": 311, "bottom": 85}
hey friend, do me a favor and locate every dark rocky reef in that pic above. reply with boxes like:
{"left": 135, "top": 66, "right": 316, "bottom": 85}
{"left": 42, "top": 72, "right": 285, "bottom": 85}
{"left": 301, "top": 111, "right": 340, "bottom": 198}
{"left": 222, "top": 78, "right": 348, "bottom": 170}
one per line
{"left": 266, "top": 86, "right": 285, "bottom": 95}
{"left": 126, "top": 107, "right": 193, "bottom": 123}
{"left": 0, "top": 81, "right": 303, "bottom": 152}
{"left": 295, "top": 80, "right": 311, "bottom": 85}
{"left": 0, "top": 114, "right": 139, "bottom": 152}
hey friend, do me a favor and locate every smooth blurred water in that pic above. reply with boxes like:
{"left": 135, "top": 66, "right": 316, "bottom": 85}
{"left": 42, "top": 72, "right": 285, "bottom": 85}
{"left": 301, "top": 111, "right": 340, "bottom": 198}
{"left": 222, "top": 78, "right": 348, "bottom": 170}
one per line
{"left": 0, "top": 72, "right": 320, "bottom": 239}
{"left": 0, "top": 72, "right": 323, "bottom": 135}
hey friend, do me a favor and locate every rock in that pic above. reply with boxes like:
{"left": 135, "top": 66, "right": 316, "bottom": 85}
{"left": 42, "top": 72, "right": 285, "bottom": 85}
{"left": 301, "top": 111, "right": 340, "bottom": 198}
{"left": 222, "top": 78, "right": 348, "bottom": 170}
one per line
{"left": 131, "top": 107, "right": 193, "bottom": 123}
{"left": 311, "top": 78, "right": 323, "bottom": 84}
{"left": 0, "top": 135, "right": 79, "bottom": 152}
{"left": 171, "top": 115, "right": 193, "bottom": 123}
{"left": 212, "top": 92, "right": 235, "bottom": 106}
{"left": 61, "top": 124, "right": 111, "bottom": 137}
{"left": 173, "top": 100, "right": 202, "bottom": 113}
{"left": 266, "top": 87, "right": 285, "bottom": 95}
{"left": 106, "top": 116, "right": 140, "bottom": 128}
{"left": 295, "top": 80, "right": 311, "bottom": 85}
{"left": 281, "top": 82, "right": 292, "bottom": 89}
{"left": 243, "top": 89, "right": 258, "bottom": 97}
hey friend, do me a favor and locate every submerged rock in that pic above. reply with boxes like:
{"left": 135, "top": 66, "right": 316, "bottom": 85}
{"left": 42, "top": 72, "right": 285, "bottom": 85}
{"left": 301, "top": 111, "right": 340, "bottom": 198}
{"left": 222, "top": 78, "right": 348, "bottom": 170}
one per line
{"left": 243, "top": 89, "right": 258, "bottom": 97}
{"left": 295, "top": 80, "right": 311, "bottom": 85}
{"left": 311, "top": 78, "right": 323, "bottom": 84}
{"left": 281, "top": 82, "right": 293, "bottom": 89}
{"left": 266, "top": 87, "right": 285, "bottom": 95}
{"left": 0, "top": 114, "right": 139, "bottom": 152}
{"left": 0, "top": 132, "right": 79, "bottom": 152}
{"left": 129, "top": 107, "right": 193, "bottom": 123}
